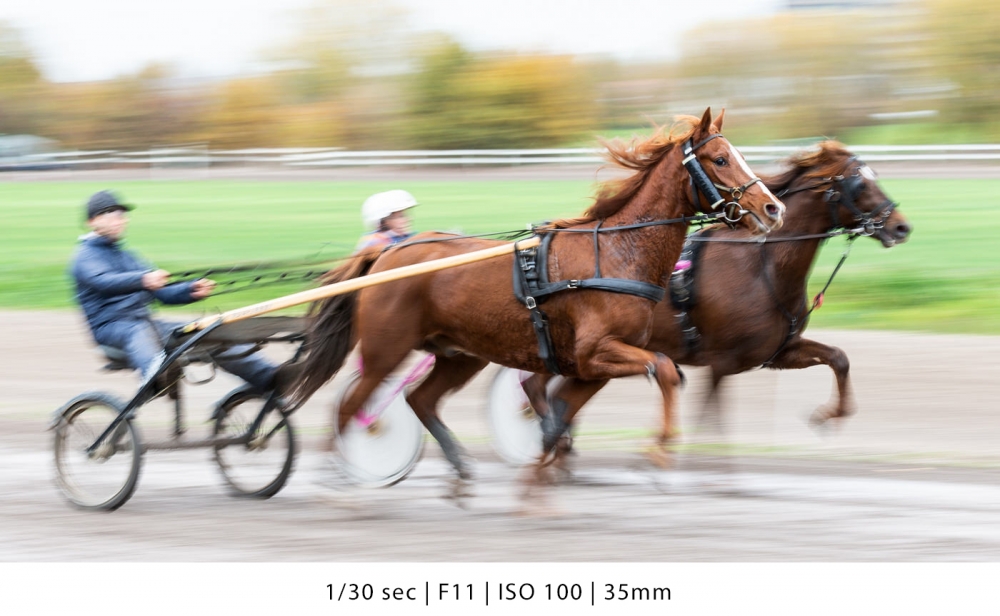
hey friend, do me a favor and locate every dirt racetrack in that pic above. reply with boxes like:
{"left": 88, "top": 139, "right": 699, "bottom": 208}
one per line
{"left": 1, "top": 308, "right": 999, "bottom": 562}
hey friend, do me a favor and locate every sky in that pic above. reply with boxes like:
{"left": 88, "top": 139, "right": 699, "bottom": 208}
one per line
{"left": 1, "top": 0, "right": 781, "bottom": 82}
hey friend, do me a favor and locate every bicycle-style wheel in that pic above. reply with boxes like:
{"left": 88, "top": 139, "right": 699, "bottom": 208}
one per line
{"left": 333, "top": 373, "right": 425, "bottom": 488}
{"left": 486, "top": 367, "right": 543, "bottom": 466}
{"left": 213, "top": 388, "right": 296, "bottom": 498}
{"left": 53, "top": 392, "right": 143, "bottom": 511}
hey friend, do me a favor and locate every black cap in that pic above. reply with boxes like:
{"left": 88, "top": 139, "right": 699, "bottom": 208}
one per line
{"left": 86, "top": 190, "right": 134, "bottom": 220}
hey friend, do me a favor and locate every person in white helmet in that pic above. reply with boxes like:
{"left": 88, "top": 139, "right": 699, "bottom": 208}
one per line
{"left": 310, "top": 189, "right": 423, "bottom": 495}
{"left": 355, "top": 189, "right": 418, "bottom": 252}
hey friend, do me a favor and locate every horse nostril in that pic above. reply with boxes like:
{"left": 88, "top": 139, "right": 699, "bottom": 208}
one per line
{"left": 765, "top": 203, "right": 781, "bottom": 220}
{"left": 894, "top": 223, "right": 912, "bottom": 239}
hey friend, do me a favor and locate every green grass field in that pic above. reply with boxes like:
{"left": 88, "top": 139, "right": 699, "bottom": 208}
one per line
{"left": 2, "top": 177, "right": 997, "bottom": 334}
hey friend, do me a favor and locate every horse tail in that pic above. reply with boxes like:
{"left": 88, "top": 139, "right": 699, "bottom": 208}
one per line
{"left": 286, "top": 248, "right": 380, "bottom": 406}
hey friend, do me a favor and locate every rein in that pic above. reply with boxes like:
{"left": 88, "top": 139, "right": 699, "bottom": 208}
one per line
{"left": 686, "top": 223, "right": 876, "bottom": 244}
{"left": 758, "top": 235, "right": 857, "bottom": 368}
{"left": 169, "top": 255, "right": 354, "bottom": 296}
{"left": 538, "top": 211, "right": 725, "bottom": 234}
{"left": 165, "top": 211, "right": 730, "bottom": 299}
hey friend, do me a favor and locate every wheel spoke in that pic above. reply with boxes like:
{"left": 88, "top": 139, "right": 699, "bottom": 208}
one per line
{"left": 53, "top": 394, "right": 142, "bottom": 511}
{"left": 214, "top": 391, "right": 295, "bottom": 498}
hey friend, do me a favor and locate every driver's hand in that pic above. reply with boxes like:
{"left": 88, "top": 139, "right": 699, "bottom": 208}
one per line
{"left": 142, "top": 269, "right": 170, "bottom": 290}
{"left": 190, "top": 278, "right": 216, "bottom": 299}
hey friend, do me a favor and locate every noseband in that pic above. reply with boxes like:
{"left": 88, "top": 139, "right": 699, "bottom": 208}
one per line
{"left": 682, "top": 134, "right": 765, "bottom": 226}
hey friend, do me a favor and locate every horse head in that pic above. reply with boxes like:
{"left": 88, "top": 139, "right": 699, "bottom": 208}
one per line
{"left": 683, "top": 108, "right": 785, "bottom": 234}
{"left": 831, "top": 150, "right": 911, "bottom": 248}
{"left": 770, "top": 141, "right": 912, "bottom": 248}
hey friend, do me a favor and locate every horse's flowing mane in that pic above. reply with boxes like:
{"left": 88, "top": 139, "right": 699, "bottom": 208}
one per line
{"left": 547, "top": 116, "right": 702, "bottom": 229}
{"left": 764, "top": 140, "right": 854, "bottom": 194}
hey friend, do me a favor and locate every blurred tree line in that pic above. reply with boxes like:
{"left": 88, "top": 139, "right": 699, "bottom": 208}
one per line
{"left": 1, "top": 0, "right": 997, "bottom": 151}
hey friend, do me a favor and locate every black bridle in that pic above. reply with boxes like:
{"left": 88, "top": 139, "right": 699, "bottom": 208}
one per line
{"left": 682, "top": 133, "right": 766, "bottom": 226}
{"left": 778, "top": 157, "right": 897, "bottom": 238}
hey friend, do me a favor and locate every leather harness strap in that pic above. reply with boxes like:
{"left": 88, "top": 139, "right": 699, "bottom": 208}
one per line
{"left": 513, "top": 233, "right": 666, "bottom": 375}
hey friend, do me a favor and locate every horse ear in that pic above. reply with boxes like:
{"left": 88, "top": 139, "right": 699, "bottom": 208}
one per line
{"left": 698, "top": 107, "right": 713, "bottom": 134}
{"left": 712, "top": 108, "right": 726, "bottom": 132}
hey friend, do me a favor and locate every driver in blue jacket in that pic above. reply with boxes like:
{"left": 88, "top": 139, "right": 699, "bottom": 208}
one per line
{"left": 70, "top": 189, "right": 282, "bottom": 393}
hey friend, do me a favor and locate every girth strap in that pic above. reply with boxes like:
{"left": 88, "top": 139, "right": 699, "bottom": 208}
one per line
{"left": 532, "top": 277, "right": 666, "bottom": 302}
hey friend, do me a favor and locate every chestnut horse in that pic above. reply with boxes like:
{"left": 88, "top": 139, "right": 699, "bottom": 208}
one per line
{"left": 514, "top": 141, "right": 911, "bottom": 457}
{"left": 288, "top": 109, "right": 785, "bottom": 488}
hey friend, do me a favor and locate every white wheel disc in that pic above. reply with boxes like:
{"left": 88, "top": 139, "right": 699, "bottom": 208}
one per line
{"left": 487, "top": 367, "right": 543, "bottom": 466}
{"left": 334, "top": 375, "right": 424, "bottom": 487}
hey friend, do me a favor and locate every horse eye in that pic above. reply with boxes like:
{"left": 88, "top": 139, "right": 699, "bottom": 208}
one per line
{"left": 713, "top": 156, "right": 727, "bottom": 166}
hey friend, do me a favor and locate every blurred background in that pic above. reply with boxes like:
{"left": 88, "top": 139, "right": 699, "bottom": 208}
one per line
{"left": 1, "top": 0, "right": 997, "bottom": 151}
{"left": 3, "top": 0, "right": 999, "bottom": 333}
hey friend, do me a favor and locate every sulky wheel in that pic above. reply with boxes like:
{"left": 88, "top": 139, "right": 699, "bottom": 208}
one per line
{"left": 486, "top": 367, "right": 543, "bottom": 466}
{"left": 332, "top": 372, "right": 425, "bottom": 488}
{"left": 213, "top": 387, "right": 296, "bottom": 498}
{"left": 53, "top": 392, "right": 143, "bottom": 511}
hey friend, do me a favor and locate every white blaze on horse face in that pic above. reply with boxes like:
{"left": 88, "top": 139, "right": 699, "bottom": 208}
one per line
{"left": 860, "top": 165, "right": 877, "bottom": 181}
{"left": 729, "top": 142, "right": 783, "bottom": 208}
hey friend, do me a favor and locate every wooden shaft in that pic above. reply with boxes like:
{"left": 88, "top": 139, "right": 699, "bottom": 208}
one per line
{"left": 180, "top": 236, "right": 540, "bottom": 334}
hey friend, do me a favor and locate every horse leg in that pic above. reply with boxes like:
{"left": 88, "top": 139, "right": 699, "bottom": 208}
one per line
{"left": 519, "top": 372, "right": 575, "bottom": 462}
{"left": 517, "top": 376, "right": 608, "bottom": 503}
{"left": 694, "top": 369, "right": 727, "bottom": 438}
{"left": 765, "top": 337, "right": 855, "bottom": 428}
{"left": 566, "top": 341, "right": 684, "bottom": 469}
{"left": 689, "top": 369, "right": 741, "bottom": 487}
{"left": 335, "top": 341, "right": 416, "bottom": 439}
{"left": 406, "top": 353, "right": 489, "bottom": 490}
{"left": 531, "top": 376, "right": 601, "bottom": 482}
{"left": 541, "top": 377, "right": 609, "bottom": 452}
{"left": 521, "top": 372, "right": 552, "bottom": 420}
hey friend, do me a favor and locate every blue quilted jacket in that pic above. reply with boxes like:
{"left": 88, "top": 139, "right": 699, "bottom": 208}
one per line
{"left": 70, "top": 233, "right": 198, "bottom": 332}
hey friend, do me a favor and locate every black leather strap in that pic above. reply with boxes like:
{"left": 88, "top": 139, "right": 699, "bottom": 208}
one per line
{"left": 513, "top": 239, "right": 562, "bottom": 375}
{"left": 668, "top": 228, "right": 713, "bottom": 353}
{"left": 536, "top": 277, "right": 665, "bottom": 302}
{"left": 513, "top": 233, "right": 668, "bottom": 375}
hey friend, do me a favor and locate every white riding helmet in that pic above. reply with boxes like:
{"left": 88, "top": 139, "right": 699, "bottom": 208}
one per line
{"left": 361, "top": 190, "right": 418, "bottom": 230}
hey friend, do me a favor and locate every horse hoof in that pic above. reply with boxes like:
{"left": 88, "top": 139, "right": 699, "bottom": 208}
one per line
{"left": 645, "top": 447, "right": 673, "bottom": 469}
{"left": 553, "top": 467, "right": 573, "bottom": 485}
{"left": 444, "top": 477, "right": 474, "bottom": 504}
{"left": 514, "top": 485, "right": 562, "bottom": 517}
{"left": 806, "top": 407, "right": 839, "bottom": 431}
{"left": 807, "top": 409, "right": 829, "bottom": 427}
{"left": 549, "top": 455, "right": 574, "bottom": 483}
{"left": 455, "top": 452, "right": 477, "bottom": 481}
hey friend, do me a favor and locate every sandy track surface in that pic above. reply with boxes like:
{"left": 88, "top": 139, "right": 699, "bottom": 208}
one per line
{"left": 1, "top": 309, "right": 998, "bottom": 561}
